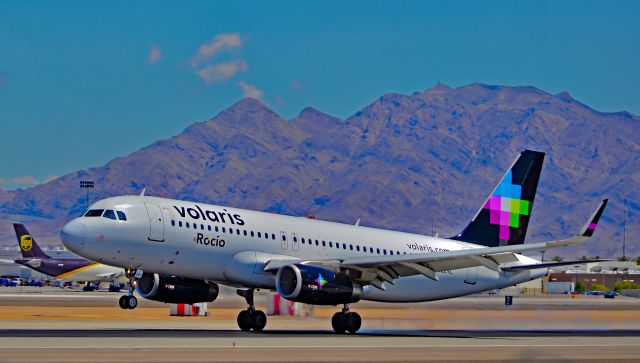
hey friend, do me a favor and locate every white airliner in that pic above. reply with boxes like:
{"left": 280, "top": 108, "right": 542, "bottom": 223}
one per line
{"left": 60, "top": 150, "right": 607, "bottom": 333}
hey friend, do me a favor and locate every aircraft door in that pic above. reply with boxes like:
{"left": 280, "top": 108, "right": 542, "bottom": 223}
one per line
{"left": 145, "top": 203, "right": 165, "bottom": 242}
{"left": 280, "top": 231, "right": 288, "bottom": 250}
{"left": 291, "top": 232, "right": 299, "bottom": 251}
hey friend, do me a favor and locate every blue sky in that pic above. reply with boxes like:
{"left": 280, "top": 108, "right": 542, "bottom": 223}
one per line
{"left": 0, "top": 1, "right": 638, "bottom": 190}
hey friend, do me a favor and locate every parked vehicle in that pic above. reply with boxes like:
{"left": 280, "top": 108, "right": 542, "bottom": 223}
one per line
{"left": 0, "top": 278, "right": 17, "bottom": 287}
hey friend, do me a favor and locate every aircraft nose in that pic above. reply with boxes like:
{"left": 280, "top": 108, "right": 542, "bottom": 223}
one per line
{"left": 61, "top": 218, "right": 87, "bottom": 253}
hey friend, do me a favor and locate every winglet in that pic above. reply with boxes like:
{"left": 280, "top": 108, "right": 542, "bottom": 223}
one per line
{"left": 577, "top": 199, "right": 608, "bottom": 237}
{"left": 540, "top": 199, "right": 608, "bottom": 250}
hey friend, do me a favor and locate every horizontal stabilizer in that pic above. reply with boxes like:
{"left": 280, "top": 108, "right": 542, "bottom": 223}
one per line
{"left": 502, "top": 259, "right": 610, "bottom": 272}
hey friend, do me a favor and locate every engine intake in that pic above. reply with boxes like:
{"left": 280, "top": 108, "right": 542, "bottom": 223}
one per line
{"left": 136, "top": 273, "right": 219, "bottom": 304}
{"left": 275, "top": 264, "right": 361, "bottom": 305}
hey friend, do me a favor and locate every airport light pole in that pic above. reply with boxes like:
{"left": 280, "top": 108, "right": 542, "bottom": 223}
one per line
{"left": 80, "top": 180, "right": 94, "bottom": 209}
{"left": 623, "top": 210, "right": 627, "bottom": 260}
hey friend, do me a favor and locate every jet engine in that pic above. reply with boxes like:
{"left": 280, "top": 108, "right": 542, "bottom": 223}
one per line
{"left": 275, "top": 264, "right": 362, "bottom": 305}
{"left": 136, "top": 273, "right": 219, "bottom": 304}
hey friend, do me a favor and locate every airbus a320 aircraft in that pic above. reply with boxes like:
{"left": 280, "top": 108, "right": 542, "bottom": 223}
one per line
{"left": 60, "top": 150, "right": 607, "bottom": 333}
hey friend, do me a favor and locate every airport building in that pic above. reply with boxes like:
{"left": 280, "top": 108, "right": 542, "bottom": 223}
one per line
{"left": 548, "top": 261, "right": 640, "bottom": 291}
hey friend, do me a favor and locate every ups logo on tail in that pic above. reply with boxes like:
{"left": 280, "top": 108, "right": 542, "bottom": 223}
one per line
{"left": 20, "top": 235, "right": 33, "bottom": 252}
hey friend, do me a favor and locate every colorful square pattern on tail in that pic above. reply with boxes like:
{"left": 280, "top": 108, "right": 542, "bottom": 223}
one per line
{"left": 483, "top": 171, "right": 531, "bottom": 241}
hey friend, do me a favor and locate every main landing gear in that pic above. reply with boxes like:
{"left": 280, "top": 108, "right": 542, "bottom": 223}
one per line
{"left": 236, "top": 288, "right": 267, "bottom": 332}
{"left": 332, "top": 304, "right": 361, "bottom": 334}
{"left": 119, "top": 268, "right": 139, "bottom": 310}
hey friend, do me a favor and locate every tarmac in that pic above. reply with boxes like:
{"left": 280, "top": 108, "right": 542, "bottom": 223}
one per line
{"left": 1, "top": 287, "right": 639, "bottom": 362}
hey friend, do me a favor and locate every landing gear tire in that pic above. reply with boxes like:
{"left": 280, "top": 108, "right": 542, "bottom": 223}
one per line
{"left": 345, "top": 312, "right": 361, "bottom": 334}
{"left": 252, "top": 310, "right": 267, "bottom": 332}
{"left": 237, "top": 310, "right": 253, "bottom": 331}
{"left": 118, "top": 295, "right": 127, "bottom": 309}
{"left": 126, "top": 295, "right": 138, "bottom": 309}
{"left": 119, "top": 295, "right": 138, "bottom": 309}
{"left": 331, "top": 312, "right": 346, "bottom": 333}
{"left": 237, "top": 309, "right": 267, "bottom": 332}
{"left": 332, "top": 311, "right": 361, "bottom": 334}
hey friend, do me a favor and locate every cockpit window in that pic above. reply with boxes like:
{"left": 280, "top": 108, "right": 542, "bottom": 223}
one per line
{"left": 84, "top": 209, "right": 104, "bottom": 217}
{"left": 116, "top": 211, "right": 127, "bottom": 221}
{"left": 103, "top": 210, "right": 117, "bottom": 220}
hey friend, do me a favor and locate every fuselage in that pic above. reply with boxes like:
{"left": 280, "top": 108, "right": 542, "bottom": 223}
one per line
{"left": 61, "top": 195, "right": 547, "bottom": 302}
{"left": 14, "top": 257, "right": 126, "bottom": 282}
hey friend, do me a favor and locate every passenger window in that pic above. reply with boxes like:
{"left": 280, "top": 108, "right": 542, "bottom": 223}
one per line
{"left": 301, "top": 238, "right": 305, "bottom": 243}
{"left": 201, "top": 224, "right": 204, "bottom": 230}
{"left": 103, "top": 210, "right": 117, "bottom": 220}
{"left": 370, "top": 247, "right": 373, "bottom": 253}
{"left": 322, "top": 241, "right": 326, "bottom": 247}
{"left": 315, "top": 240, "right": 319, "bottom": 246}
{"left": 222, "top": 227, "right": 226, "bottom": 233}
{"left": 193, "top": 224, "right": 197, "bottom": 230}
{"left": 349, "top": 244, "right": 353, "bottom": 251}
{"left": 251, "top": 231, "right": 254, "bottom": 237}
{"left": 282, "top": 235, "right": 287, "bottom": 241}
{"left": 215, "top": 226, "right": 219, "bottom": 232}
{"left": 264, "top": 233, "right": 268, "bottom": 240}
{"left": 116, "top": 211, "right": 127, "bottom": 221}
{"left": 244, "top": 230, "right": 247, "bottom": 236}
{"left": 84, "top": 209, "right": 104, "bottom": 217}
{"left": 383, "top": 249, "right": 387, "bottom": 255}
{"left": 342, "top": 243, "right": 346, "bottom": 250}
{"left": 356, "top": 246, "right": 360, "bottom": 251}
{"left": 377, "top": 248, "right": 380, "bottom": 254}
{"left": 171, "top": 220, "right": 175, "bottom": 226}
{"left": 178, "top": 221, "right": 183, "bottom": 227}
{"left": 293, "top": 236, "right": 297, "bottom": 242}
{"left": 390, "top": 250, "right": 394, "bottom": 255}
{"left": 230, "top": 229, "right": 234, "bottom": 235}
{"left": 208, "top": 225, "right": 211, "bottom": 231}
{"left": 186, "top": 222, "right": 190, "bottom": 228}
{"left": 258, "top": 232, "right": 261, "bottom": 238}
{"left": 329, "top": 242, "right": 333, "bottom": 248}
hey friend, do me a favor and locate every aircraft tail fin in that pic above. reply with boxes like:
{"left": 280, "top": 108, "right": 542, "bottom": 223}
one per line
{"left": 452, "top": 150, "right": 545, "bottom": 247}
{"left": 13, "top": 223, "right": 50, "bottom": 259}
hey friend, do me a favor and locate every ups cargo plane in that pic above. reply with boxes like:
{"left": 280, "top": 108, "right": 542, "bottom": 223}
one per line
{"left": 60, "top": 150, "right": 607, "bottom": 333}
{"left": 11, "top": 223, "right": 126, "bottom": 284}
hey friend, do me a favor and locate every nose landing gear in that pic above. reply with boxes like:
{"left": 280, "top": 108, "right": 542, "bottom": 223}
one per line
{"left": 331, "top": 304, "right": 361, "bottom": 334}
{"left": 119, "top": 268, "right": 140, "bottom": 310}
{"left": 236, "top": 288, "right": 267, "bottom": 332}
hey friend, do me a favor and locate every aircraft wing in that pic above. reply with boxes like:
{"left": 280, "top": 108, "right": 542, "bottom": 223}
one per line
{"left": 501, "top": 259, "right": 610, "bottom": 272}
{"left": 265, "top": 199, "right": 607, "bottom": 289}
{"left": 0, "top": 259, "right": 16, "bottom": 264}
{"left": 338, "top": 199, "right": 608, "bottom": 287}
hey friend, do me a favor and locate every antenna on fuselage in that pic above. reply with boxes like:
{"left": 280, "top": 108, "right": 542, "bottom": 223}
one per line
{"left": 355, "top": 218, "right": 361, "bottom": 226}
{"left": 139, "top": 188, "right": 146, "bottom": 196}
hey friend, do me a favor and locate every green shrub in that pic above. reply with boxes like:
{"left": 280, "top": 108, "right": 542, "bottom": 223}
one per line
{"left": 575, "top": 281, "right": 585, "bottom": 292}
{"left": 590, "top": 283, "right": 609, "bottom": 292}
{"left": 613, "top": 281, "right": 640, "bottom": 292}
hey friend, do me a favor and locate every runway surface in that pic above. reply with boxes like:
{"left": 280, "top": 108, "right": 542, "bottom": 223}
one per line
{"left": 1, "top": 329, "right": 640, "bottom": 362}
{"left": 1, "top": 288, "right": 640, "bottom": 362}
